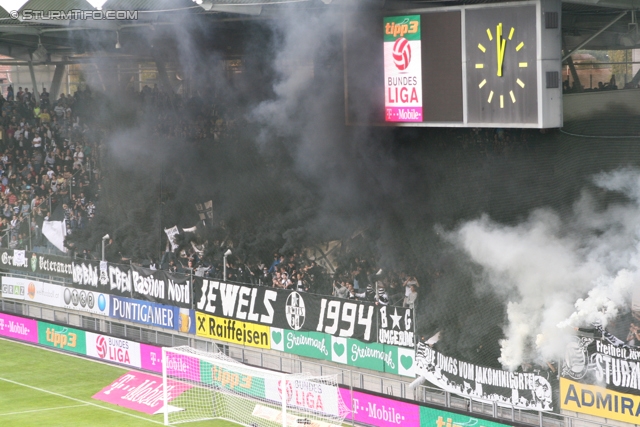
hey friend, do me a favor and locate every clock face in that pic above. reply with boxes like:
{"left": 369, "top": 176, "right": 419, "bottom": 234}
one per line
{"left": 466, "top": 6, "right": 538, "bottom": 124}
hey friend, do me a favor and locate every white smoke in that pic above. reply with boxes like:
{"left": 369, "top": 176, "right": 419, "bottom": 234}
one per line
{"left": 448, "top": 168, "right": 640, "bottom": 370}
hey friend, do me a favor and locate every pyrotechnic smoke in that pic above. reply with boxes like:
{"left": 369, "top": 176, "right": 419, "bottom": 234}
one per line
{"left": 449, "top": 168, "right": 640, "bottom": 370}
{"left": 65, "top": 2, "right": 640, "bottom": 372}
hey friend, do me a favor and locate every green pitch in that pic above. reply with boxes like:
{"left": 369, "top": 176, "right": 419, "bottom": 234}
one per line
{"left": 0, "top": 338, "right": 239, "bottom": 427}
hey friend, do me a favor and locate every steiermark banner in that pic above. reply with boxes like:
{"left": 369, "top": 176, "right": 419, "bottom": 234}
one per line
{"left": 347, "top": 339, "right": 386, "bottom": 372}
{"left": 270, "top": 328, "right": 414, "bottom": 377}
{"left": 272, "top": 328, "right": 331, "bottom": 361}
{"left": 383, "top": 345, "right": 416, "bottom": 377}
{"left": 37, "top": 321, "right": 86, "bottom": 355}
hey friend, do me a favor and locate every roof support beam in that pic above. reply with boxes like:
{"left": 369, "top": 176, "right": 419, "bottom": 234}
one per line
{"left": 562, "top": 11, "right": 627, "bottom": 61}
{"left": 49, "top": 63, "right": 65, "bottom": 102}
{"left": 28, "top": 60, "right": 39, "bottom": 103}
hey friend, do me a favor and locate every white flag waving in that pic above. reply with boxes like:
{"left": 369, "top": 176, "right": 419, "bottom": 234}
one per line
{"left": 164, "top": 226, "right": 180, "bottom": 251}
{"left": 42, "top": 220, "right": 67, "bottom": 253}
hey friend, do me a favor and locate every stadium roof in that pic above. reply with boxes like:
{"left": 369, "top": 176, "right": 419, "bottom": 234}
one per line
{"left": 0, "top": 0, "right": 634, "bottom": 64}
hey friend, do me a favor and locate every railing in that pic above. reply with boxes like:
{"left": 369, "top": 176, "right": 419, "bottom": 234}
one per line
{"left": 0, "top": 272, "right": 625, "bottom": 427}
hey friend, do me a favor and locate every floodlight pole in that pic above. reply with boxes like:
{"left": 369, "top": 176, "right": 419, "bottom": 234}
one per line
{"left": 102, "top": 234, "right": 110, "bottom": 261}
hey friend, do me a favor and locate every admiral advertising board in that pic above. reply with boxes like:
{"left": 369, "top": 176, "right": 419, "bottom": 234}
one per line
{"left": 195, "top": 278, "right": 414, "bottom": 345}
{"left": 1, "top": 276, "right": 110, "bottom": 316}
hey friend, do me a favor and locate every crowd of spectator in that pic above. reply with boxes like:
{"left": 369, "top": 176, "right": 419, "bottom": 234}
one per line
{"left": 162, "top": 245, "right": 420, "bottom": 309}
{"left": 7, "top": 81, "right": 420, "bottom": 309}
{"left": 0, "top": 84, "right": 101, "bottom": 249}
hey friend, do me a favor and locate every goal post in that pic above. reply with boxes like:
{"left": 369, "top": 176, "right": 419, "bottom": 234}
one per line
{"left": 161, "top": 346, "right": 350, "bottom": 426}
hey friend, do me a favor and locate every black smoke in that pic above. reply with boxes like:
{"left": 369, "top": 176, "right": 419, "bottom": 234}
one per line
{"left": 64, "top": 4, "right": 640, "bottom": 369}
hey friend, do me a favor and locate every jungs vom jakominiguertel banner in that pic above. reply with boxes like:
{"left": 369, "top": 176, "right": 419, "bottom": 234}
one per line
{"left": 415, "top": 342, "right": 555, "bottom": 411}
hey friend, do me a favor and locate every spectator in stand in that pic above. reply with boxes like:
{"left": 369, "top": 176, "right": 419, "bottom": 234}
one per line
{"left": 375, "top": 282, "right": 389, "bottom": 306}
{"left": 40, "top": 88, "right": 50, "bottom": 109}
{"left": 403, "top": 275, "right": 419, "bottom": 303}
{"left": 405, "top": 284, "right": 418, "bottom": 309}
{"left": 295, "top": 272, "right": 308, "bottom": 292}
{"left": 333, "top": 279, "right": 349, "bottom": 299}
{"left": 268, "top": 253, "right": 283, "bottom": 274}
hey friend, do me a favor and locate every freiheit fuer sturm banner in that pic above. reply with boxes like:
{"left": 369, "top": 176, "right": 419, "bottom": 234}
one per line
{"left": 384, "top": 15, "right": 422, "bottom": 122}
{"left": 560, "top": 328, "right": 640, "bottom": 424}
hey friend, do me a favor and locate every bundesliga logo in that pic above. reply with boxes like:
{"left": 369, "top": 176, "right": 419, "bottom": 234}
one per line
{"left": 96, "top": 335, "right": 108, "bottom": 359}
{"left": 392, "top": 38, "right": 411, "bottom": 71}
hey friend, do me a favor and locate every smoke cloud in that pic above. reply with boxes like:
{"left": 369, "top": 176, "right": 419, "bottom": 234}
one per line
{"left": 448, "top": 168, "right": 640, "bottom": 370}
{"left": 61, "top": 3, "right": 640, "bottom": 372}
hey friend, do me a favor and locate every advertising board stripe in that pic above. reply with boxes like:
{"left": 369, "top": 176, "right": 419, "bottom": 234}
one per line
{"left": 196, "top": 311, "right": 270, "bottom": 349}
{"left": 0, "top": 312, "right": 38, "bottom": 343}
{"left": 560, "top": 377, "right": 640, "bottom": 424}
{"left": 37, "top": 321, "right": 86, "bottom": 354}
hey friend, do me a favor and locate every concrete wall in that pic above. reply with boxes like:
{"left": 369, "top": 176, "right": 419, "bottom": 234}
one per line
{"left": 563, "top": 88, "right": 640, "bottom": 122}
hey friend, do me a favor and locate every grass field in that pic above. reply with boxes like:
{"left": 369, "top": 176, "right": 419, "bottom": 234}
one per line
{"left": 0, "top": 338, "right": 240, "bottom": 427}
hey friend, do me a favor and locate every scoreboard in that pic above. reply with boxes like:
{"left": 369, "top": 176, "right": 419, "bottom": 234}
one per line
{"left": 344, "top": 0, "right": 562, "bottom": 128}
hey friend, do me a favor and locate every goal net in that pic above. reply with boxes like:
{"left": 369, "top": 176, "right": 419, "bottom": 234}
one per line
{"left": 162, "top": 346, "right": 351, "bottom": 426}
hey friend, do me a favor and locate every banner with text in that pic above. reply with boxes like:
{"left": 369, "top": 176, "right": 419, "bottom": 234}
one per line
{"left": 415, "top": 342, "right": 554, "bottom": 411}
{"left": 0, "top": 249, "right": 73, "bottom": 278}
{"left": 130, "top": 265, "right": 191, "bottom": 309}
{"left": 561, "top": 331, "right": 640, "bottom": 398}
{"left": 71, "top": 260, "right": 192, "bottom": 308}
{"left": 195, "top": 278, "right": 414, "bottom": 345}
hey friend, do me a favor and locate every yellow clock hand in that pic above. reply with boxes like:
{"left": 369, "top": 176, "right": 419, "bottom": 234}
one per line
{"left": 496, "top": 23, "right": 501, "bottom": 75}
{"left": 498, "top": 38, "right": 506, "bottom": 77}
